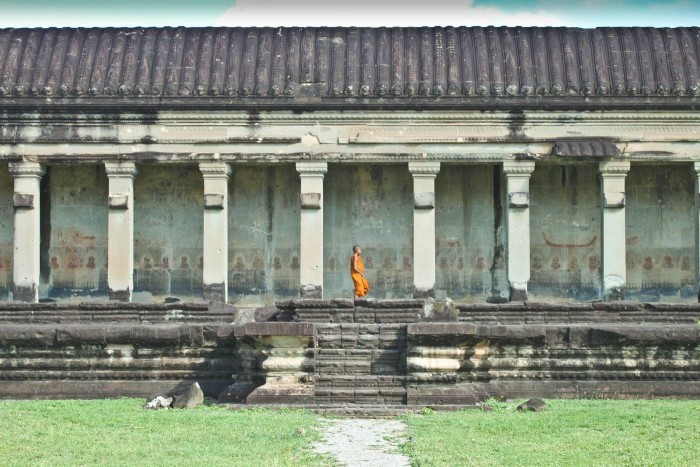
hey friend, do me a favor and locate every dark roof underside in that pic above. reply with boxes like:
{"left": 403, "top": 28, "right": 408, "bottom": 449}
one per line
{"left": 0, "top": 26, "right": 699, "bottom": 110}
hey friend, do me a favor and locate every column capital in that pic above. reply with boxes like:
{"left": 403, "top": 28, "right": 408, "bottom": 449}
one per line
{"left": 104, "top": 161, "right": 137, "bottom": 177}
{"left": 199, "top": 161, "right": 231, "bottom": 178}
{"left": 693, "top": 162, "right": 700, "bottom": 174}
{"left": 599, "top": 160, "right": 631, "bottom": 175}
{"left": 408, "top": 161, "right": 441, "bottom": 175}
{"left": 296, "top": 162, "right": 328, "bottom": 176}
{"left": 502, "top": 160, "right": 536, "bottom": 175}
{"left": 8, "top": 161, "right": 45, "bottom": 178}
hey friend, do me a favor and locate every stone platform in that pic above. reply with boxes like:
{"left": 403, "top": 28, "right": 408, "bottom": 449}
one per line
{"left": 0, "top": 299, "right": 698, "bottom": 403}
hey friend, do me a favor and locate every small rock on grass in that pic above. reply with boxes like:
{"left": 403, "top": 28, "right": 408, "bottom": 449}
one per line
{"left": 145, "top": 382, "right": 204, "bottom": 410}
{"left": 172, "top": 382, "right": 205, "bottom": 409}
{"left": 517, "top": 398, "right": 548, "bottom": 412}
{"left": 145, "top": 396, "right": 173, "bottom": 410}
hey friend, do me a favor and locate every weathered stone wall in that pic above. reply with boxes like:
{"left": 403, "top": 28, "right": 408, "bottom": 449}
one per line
{"left": 228, "top": 166, "right": 300, "bottom": 305}
{"left": 43, "top": 165, "right": 108, "bottom": 300}
{"left": 626, "top": 165, "right": 695, "bottom": 301}
{"left": 0, "top": 300, "right": 698, "bottom": 401}
{"left": 530, "top": 165, "right": 601, "bottom": 301}
{"left": 435, "top": 165, "right": 507, "bottom": 302}
{"left": 133, "top": 165, "right": 203, "bottom": 301}
{"left": 324, "top": 165, "right": 413, "bottom": 299}
{"left": 0, "top": 165, "right": 12, "bottom": 300}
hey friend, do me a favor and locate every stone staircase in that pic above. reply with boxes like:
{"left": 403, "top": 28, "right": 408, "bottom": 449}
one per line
{"left": 314, "top": 324, "right": 407, "bottom": 405}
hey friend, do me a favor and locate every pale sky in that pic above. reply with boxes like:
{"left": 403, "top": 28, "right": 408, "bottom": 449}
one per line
{"left": 1, "top": 0, "right": 699, "bottom": 28}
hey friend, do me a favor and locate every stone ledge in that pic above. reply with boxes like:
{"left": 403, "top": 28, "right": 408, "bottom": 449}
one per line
{"left": 243, "top": 322, "right": 313, "bottom": 336}
{"left": 407, "top": 323, "right": 477, "bottom": 335}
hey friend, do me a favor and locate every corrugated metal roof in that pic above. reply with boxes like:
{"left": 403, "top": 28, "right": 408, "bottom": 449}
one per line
{"left": 0, "top": 26, "right": 698, "bottom": 105}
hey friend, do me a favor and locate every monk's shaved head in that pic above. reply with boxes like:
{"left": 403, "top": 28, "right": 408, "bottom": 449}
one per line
{"left": 353, "top": 245, "right": 361, "bottom": 253}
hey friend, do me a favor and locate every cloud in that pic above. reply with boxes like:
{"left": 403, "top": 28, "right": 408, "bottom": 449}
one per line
{"left": 215, "top": 0, "right": 565, "bottom": 27}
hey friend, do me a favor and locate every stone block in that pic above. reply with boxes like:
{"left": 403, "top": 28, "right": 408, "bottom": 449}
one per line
{"left": 407, "top": 322, "right": 477, "bottom": 336}
{"left": 414, "top": 191, "right": 435, "bottom": 209}
{"left": 300, "top": 192, "right": 321, "bottom": 209}
{"left": 204, "top": 193, "right": 225, "bottom": 209}
{"left": 604, "top": 191, "right": 626, "bottom": 208}
{"left": 244, "top": 322, "right": 313, "bottom": 337}
{"left": 508, "top": 192, "right": 529, "bottom": 208}
{"left": 108, "top": 193, "right": 129, "bottom": 209}
{"left": 12, "top": 193, "right": 34, "bottom": 208}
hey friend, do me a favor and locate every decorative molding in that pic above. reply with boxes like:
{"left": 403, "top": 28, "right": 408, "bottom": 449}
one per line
{"left": 599, "top": 160, "right": 631, "bottom": 175}
{"left": 199, "top": 162, "right": 231, "bottom": 178}
{"left": 408, "top": 162, "right": 441, "bottom": 175}
{"left": 508, "top": 192, "right": 530, "bottom": 208}
{"left": 104, "top": 161, "right": 137, "bottom": 177}
{"left": 502, "top": 161, "right": 536, "bottom": 175}
{"left": 296, "top": 162, "right": 328, "bottom": 175}
{"left": 8, "top": 162, "right": 45, "bottom": 177}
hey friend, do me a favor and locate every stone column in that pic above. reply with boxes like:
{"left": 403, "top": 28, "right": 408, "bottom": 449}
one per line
{"left": 8, "top": 162, "right": 45, "bottom": 302}
{"left": 694, "top": 162, "right": 700, "bottom": 301}
{"left": 502, "top": 161, "right": 536, "bottom": 301}
{"left": 296, "top": 162, "right": 327, "bottom": 298}
{"left": 199, "top": 162, "right": 230, "bottom": 303}
{"left": 599, "top": 160, "right": 631, "bottom": 301}
{"left": 104, "top": 161, "right": 137, "bottom": 302}
{"left": 409, "top": 162, "right": 440, "bottom": 298}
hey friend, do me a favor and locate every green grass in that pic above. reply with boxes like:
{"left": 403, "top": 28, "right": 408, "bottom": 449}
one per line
{"left": 401, "top": 399, "right": 700, "bottom": 466}
{"left": 0, "top": 399, "right": 323, "bottom": 466}
{"left": 1, "top": 399, "right": 698, "bottom": 466}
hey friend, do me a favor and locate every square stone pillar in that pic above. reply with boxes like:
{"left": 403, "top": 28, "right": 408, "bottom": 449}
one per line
{"left": 409, "top": 162, "right": 440, "bottom": 298}
{"left": 104, "top": 161, "right": 137, "bottom": 302}
{"left": 694, "top": 163, "right": 700, "bottom": 301}
{"left": 296, "top": 162, "right": 327, "bottom": 298}
{"left": 8, "top": 162, "right": 45, "bottom": 302}
{"left": 502, "top": 161, "right": 536, "bottom": 301}
{"left": 599, "top": 160, "right": 630, "bottom": 301}
{"left": 199, "top": 162, "right": 230, "bottom": 303}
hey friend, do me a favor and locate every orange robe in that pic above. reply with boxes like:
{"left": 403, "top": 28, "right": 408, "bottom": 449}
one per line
{"left": 351, "top": 254, "right": 370, "bottom": 297}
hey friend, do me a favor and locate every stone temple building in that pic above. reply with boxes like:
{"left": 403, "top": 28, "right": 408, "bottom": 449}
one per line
{"left": 0, "top": 26, "right": 698, "bottom": 403}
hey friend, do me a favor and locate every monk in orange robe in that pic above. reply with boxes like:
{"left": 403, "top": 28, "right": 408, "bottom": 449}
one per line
{"left": 351, "top": 245, "right": 370, "bottom": 299}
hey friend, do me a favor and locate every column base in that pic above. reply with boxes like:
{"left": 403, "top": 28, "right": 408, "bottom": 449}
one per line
{"left": 299, "top": 284, "right": 322, "bottom": 298}
{"left": 509, "top": 287, "right": 528, "bottom": 302}
{"left": 246, "top": 384, "right": 314, "bottom": 404}
{"left": 203, "top": 283, "right": 227, "bottom": 303}
{"left": 413, "top": 287, "right": 435, "bottom": 299}
{"left": 604, "top": 288, "right": 625, "bottom": 301}
{"left": 109, "top": 289, "right": 131, "bottom": 302}
{"left": 12, "top": 285, "right": 37, "bottom": 303}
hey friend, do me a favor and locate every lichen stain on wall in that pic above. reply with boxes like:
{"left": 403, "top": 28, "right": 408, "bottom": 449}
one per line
{"left": 626, "top": 165, "right": 695, "bottom": 302}
{"left": 228, "top": 165, "right": 300, "bottom": 305}
{"left": 529, "top": 165, "right": 601, "bottom": 301}
{"left": 435, "top": 165, "right": 506, "bottom": 302}
{"left": 43, "top": 165, "right": 109, "bottom": 300}
{"left": 324, "top": 165, "right": 413, "bottom": 299}
{"left": 0, "top": 164, "right": 12, "bottom": 299}
{"left": 134, "top": 164, "right": 203, "bottom": 301}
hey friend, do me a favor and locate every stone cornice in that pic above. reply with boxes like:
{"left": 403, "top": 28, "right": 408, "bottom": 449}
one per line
{"left": 104, "top": 161, "right": 137, "bottom": 177}
{"left": 296, "top": 162, "right": 328, "bottom": 175}
{"left": 199, "top": 162, "right": 231, "bottom": 178}
{"left": 408, "top": 162, "right": 441, "bottom": 175}
{"left": 599, "top": 160, "right": 631, "bottom": 175}
{"left": 502, "top": 161, "right": 536, "bottom": 175}
{"left": 8, "top": 162, "right": 45, "bottom": 177}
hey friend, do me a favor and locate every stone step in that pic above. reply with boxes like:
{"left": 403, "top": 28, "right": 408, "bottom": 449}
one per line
{"left": 227, "top": 403, "right": 485, "bottom": 418}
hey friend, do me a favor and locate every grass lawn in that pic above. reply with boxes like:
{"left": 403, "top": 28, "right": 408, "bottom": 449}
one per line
{"left": 0, "top": 399, "right": 698, "bottom": 466}
{"left": 0, "top": 399, "right": 323, "bottom": 466}
{"left": 401, "top": 399, "right": 700, "bottom": 466}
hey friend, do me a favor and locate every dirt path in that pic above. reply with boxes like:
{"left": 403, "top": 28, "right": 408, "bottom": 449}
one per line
{"left": 313, "top": 418, "right": 410, "bottom": 466}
